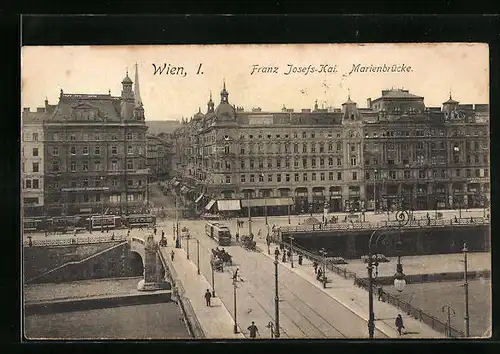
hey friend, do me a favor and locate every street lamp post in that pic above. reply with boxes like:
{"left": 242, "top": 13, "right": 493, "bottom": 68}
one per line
{"left": 290, "top": 236, "right": 294, "bottom": 268}
{"left": 100, "top": 177, "right": 104, "bottom": 233}
{"left": 367, "top": 208, "right": 408, "bottom": 339}
{"left": 287, "top": 202, "right": 291, "bottom": 225}
{"left": 210, "top": 254, "right": 216, "bottom": 297}
{"left": 196, "top": 239, "right": 200, "bottom": 275}
{"left": 463, "top": 242, "right": 470, "bottom": 337}
{"left": 441, "top": 305, "right": 456, "bottom": 337}
{"left": 374, "top": 169, "right": 377, "bottom": 213}
{"left": 231, "top": 268, "right": 241, "bottom": 334}
{"left": 186, "top": 234, "right": 190, "bottom": 260}
{"left": 274, "top": 253, "right": 280, "bottom": 338}
{"left": 247, "top": 193, "right": 252, "bottom": 237}
{"left": 319, "top": 248, "right": 327, "bottom": 288}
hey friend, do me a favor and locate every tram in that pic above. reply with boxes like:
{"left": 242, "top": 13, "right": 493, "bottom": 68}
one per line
{"left": 205, "top": 222, "right": 232, "bottom": 246}
{"left": 23, "top": 218, "right": 43, "bottom": 233}
{"left": 90, "top": 215, "right": 119, "bottom": 230}
{"left": 123, "top": 214, "right": 156, "bottom": 229}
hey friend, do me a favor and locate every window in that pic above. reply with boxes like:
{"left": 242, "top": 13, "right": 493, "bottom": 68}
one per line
{"left": 302, "top": 143, "right": 307, "bottom": 153}
{"left": 94, "top": 160, "right": 101, "bottom": 171}
{"left": 276, "top": 160, "right": 281, "bottom": 169}
{"left": 350, "top": 157, "right": 357, "bottom": 166}
{"left": 111, "top": 146, "right": 117, "bottom": 155}
{"left": 259, "top": 160, "right": 264, "bottom": 169}
{"left": 328, "top": 172, "right": 333, "bottom": 180}
{"left": 389, "top": 171, "right": 396, "bottom": 179}
{"left": 311, "top": 144, "right": 316, "bottom": 153}
{"left": 127, "top": 161, "right": 133, "bottom": 170}
{"left": 387, "top": 143, "right": 395, "bottom": 150}
{"left": 83, "top": 178, "right": 89, "bottom": 187}
{"left": 312, "top": 173, "right": 316, "bottom": 181}
{"left": 268, "top": 174, "right": 273, "bottom": 182}
{"left": 70, "top": 134, "right": 76, "bottom": 141}
{"left": 68, "top": 146, "right": 76, "bottom": 155}
{"left": 302, "top": 158, "right": 307, "bottom": 168}
{"left": 293, "top": 144, "right": 299, "bottom": 153}
{"left": 32, "top": 162, "right": 39, "bottom": 172}
{"left": 417, "top": 142, "right": 424, "bottom": 150}
{"left": 311, "top": 159, "right": 316, "bottom": 167}
{"left": 277, "top": 174, "right": 282, "bottom": 182}
{"left": 52, "top": 147, "right": 59, "bottom": 156}
{"left": 485, "top": 169, "right": 489, "bottom": 177}
{"left": 456, "top": 169, "right": 461, "bottom": 177}
{"left": 294, "top": 173, "right": 299, "bottom": 181}
{"left": 225, "top": 161, "right": 231, "bottom": 170}
{"left": 259, "top": 174, "right": 264, "bottom": 182}
{"left": 337, "top": 158, "right": 342, "bottom": 166}
{"left": 250, "top": 160, "right": 255, "bottom": 169}
{"left": 350, "top": 144, "right": 355, "bottom": 152}
{"left": 53, "top": 133, "right": 59, "bottom": 141}
{"left": 95, "top": 178, "right": 102, "bottom": 187}
{"left": 268, "top": 160, "right": 272, "bottom": 168}
{"left": 285, "top": 159, "right": 290, "bottom": 168}
{"left": 32, "top": 148, "right": 38, "bottom": 157}
{"left": 70, "top": 162, "right": 76, "bottom": 172}
{"left": 128, "top": 146, "right": 133, "bottom": 154}
{"left": 112, "top": 134, "right": 118, "bottom": 140}
{"left": 225, "top": 176, "right": 231, "bottom": 184}
{"left": 404, "top": 170, "right": 411, "bottom": 179}
{"left": 240, "top": 175, "right": 246, "bottom": 183}
{"left": 32, "top": 133, "right": 38, "bottom": 141}
{"left": 337, "top": 172, "right": 342, "bottom": 181}
{"left": 285, "top": 174, "right": 290, "bottom": 182}
{"left": 127, "top": 133, "right": 133, "bottom": 140}
{"left": 240, "top": 160, "right": 245, "bottom": 169}
{"left": 82, "top": 162, "right": 88, "bottom": 171}
{"left": 475, "top": 169, "right": 480, "bottom": 177}
{"left": 328, "top": 143, "right": 333, "bottom": 151}
{"left": 319, "top": 144, "right": 324, "bottom": 153}
{"left": 365, "top": 172, "right": 370, "bottom": 180}
{"left": 302, "top": 132, "right": 307, "bottom": 138}
{"left": 320, "top": 172, "right": 325, "bottom": 181}
{"left": 250, "top": 174, "right": 255, "bottom": 182}
{"left": 387, "top": 159, "right": 394, "bottom": 165}
{"left": 112, "top": 178, "right": 118, "bottom": 187}
{"left": 128, "top": 179, "right": 133, "bottom": 186}
{"left": 352, "top": 172, "right": 357, "bottom": 180}
{"left": 25, "top": 179, "right": 31, "bottom": 188}
{"left": 240, "top": 147, "right": 245, "bottom": 154}
{"left": 328, "top": 157, "right": 333, "bottom": 166}
{"left": 83, "top": 146, "right": 89, "bottom": 155}
{"left": 294, "top": 160, "right": 299, "bottom": 168}
{"left": 95, "top": 133, "right": 100, "bottom": 141}
{"left": 320, "top": 158, "right": 324, "bottom": 167}
{"left": 336, "top": 142, "right": 342, "bottom": 151}
{"left": 95, "top": 146, "right": 100, "bottom": 155}
{"left": 441, "top": 170, "right": 446, "bottom": 178}
{"left": 22, "top": 162, "right": 24, "bottom": 173}
{"left": 419, "top": 170, "right": 426, "bottom": 178}
{"left": 303, "top": 173, "right": 308, "bottom": 181}
{"left": 466, "top": 169, "right": 471, "bottom": 177}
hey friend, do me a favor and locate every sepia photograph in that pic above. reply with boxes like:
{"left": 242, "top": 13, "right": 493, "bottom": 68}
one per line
{"left": 21, "top": 43, "right": 491, "bottom": 340}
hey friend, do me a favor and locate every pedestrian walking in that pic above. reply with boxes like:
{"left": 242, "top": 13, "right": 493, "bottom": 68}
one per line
{"left": 171, "top": 250, "right": 175, "bottom": 261}
{"left": 298, "top": 254, "right": 303, "bottom": 265}
{"left": 162, "top": 230, "right": 165, "bottom": 238}
{"left": 377, "top": 286, "right": 383, "bottom": 301}
{"left": 127, "top": 229, "right": 131, "bottom": 238}
{"left": 235, "top": 233, "right": 239, "bottom": 242}
{"left": 395, "top": 314, "right": 405, "bottom": 336}
{"left": 274, "top": 247, "right": 280, "bottom": 258}
{"left": 257, "top": 229, "right": 261, "bottom": 237}
{"left": 317, "top": 267, "right": 323, "bottom": 281}
{"left": 154, "top": 227, "right": 157, "bottom": 235}
{"left": 106, "top": 225, "right": 109, "bottom": 233}
{"left": 247, "top": 321, "right": 259, "bottom": 339}
{"left": 204, "top": 289, "right": 212, "bottom": 306}
{"left": 313, "top": 261, "right": 318, "bottom": 274}
{"left": 111, "top": 232, "right": 115, "bottom": 241}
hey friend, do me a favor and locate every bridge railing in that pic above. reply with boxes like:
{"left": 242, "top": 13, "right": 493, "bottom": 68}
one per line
{"left": 23, "top": 234, "right": 128, "bottom": 247}
{"left": 285, "top": 242, "right": 465, "bottom": 338}
{"left": 279, "top": 217, "right": 488, "bottom": 234}
{"left": 157, "top": 248, "right": 205, "bottom": 339}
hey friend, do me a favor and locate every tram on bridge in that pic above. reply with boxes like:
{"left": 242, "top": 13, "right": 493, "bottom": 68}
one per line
{"left": 205, "top": 222, "right": 232, "bottom": 246}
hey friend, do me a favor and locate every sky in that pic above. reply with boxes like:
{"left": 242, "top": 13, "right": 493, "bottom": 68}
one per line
{"left": 21, "top": 43, "right": 489, "bottom": 121}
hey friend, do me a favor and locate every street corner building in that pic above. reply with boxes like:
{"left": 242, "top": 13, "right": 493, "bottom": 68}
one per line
{"left": 22, "top": 67, "right": 149, "bottom": 217}
{"left": 170, "top": 84, "right": 490, "bottom": 217}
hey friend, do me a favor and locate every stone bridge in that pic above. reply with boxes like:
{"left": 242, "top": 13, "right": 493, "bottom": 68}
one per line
{"left": 130, "top": 235, "right": 170, "bottom": 291}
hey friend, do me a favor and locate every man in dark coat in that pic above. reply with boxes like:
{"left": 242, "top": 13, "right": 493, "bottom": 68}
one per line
{"left": 395, "top": 314, "right": 405, "bottom": 335}
{"left": 247, "top": 321, "right": 259, "bottom": 339}
{"left": 204, "top": 289, "right": 212, "bottom": 306}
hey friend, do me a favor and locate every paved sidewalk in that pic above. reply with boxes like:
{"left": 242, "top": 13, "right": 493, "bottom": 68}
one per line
{"left": 159, "top": 245, "right": 244, "bottom": 339}
{"left": 256, "top": 240, "right": 445, "bottom": 339}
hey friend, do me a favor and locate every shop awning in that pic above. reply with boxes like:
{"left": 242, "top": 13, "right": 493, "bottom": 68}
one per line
{"left": 173, "top": 181, "right": 180, "bottom": 187}
{"left": 195, "top": 193, "right": 204, "bottom": 203}
{"left": 205, "top": 199, "right": 216, "bottom": 210}
{"left": 241, "top": 197, "right": 293, "bottom": 207}
{"left": 217, "top": 200, "right": 241, "bottom": 211}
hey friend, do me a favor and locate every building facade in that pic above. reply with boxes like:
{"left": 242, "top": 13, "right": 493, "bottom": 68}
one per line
{"left": 42, "top": 67, "right": 148, "bottom": 216}
{"left": 146, "top": 133, "right": 172, "bottom": 181}
{"left": 172, "top": 85, "right": 490, "bottom": 216}
{"left": 21, "top": 104, "right": 52, "bottom": 217}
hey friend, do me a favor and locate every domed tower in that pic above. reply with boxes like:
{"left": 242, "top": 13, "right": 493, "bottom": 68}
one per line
{"left": 220, "top": 79, "right": 229, "bottom": 104}
{"left": 207, "top": 91, "right": 215, "bottom": 113}
{"left": 342, "top": 90, "right": 358, "bottom": 121}
{"left": 120, "top": 69, "right": 135, "bottom": 120}
{"left": 121, "top": 69, "right": 133, "bottom": 100}
{"left": 442, "top": 91, "right": 459, "bottom": 118}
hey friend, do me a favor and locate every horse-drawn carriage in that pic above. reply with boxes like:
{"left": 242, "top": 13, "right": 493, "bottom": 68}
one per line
{"left": 240, "top": 234, "right": 256, "bottom": 251}
{"left": 211, "top": 248, "right": 232, "bottom": 271}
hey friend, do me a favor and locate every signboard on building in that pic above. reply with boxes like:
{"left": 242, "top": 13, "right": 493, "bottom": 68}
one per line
{"left": 248, "top": 115, "right": 274, "bottom": 125}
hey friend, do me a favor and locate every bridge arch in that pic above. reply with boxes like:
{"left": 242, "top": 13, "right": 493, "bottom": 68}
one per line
{"left": 129, "top": 250, "right": 144, "bottom": 277}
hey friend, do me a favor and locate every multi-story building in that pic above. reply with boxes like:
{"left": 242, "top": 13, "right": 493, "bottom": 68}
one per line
{"left": 146, "top": 133, "right": 172, "bottom": 181}
{"left": 21, "top": 102, "right": 54, "bottom": 217}
{"left": 172, "top": 85, "right": 489, "bottom": 216}
{"left": 172, "top": 83, "right": 365, "bottom": 215}
{"left": 363, "top": 89, "right": 490, "bottom": 211}
{"left": 42, "top": 67, "right": 148, "bottom": 216}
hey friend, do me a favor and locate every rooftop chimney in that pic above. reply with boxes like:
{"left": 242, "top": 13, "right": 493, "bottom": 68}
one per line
{"left": 37, "top": 107, "right": 45, "bottom": 112}
{"left": 23, "top": 107, "right": 30, "bottom": 113}
{"left": 367, "top": 98, "right": 372, "bottom": 109}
